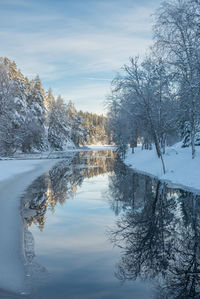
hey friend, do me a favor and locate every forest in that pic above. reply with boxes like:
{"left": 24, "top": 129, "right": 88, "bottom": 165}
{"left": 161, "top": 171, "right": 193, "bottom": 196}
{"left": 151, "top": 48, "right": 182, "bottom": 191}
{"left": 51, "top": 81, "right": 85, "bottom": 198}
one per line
{"left": 107, "top": 0, "right": 200, "bottom": 162}
{"left": 0, "top": 57, "right": 110, "bottom": 156}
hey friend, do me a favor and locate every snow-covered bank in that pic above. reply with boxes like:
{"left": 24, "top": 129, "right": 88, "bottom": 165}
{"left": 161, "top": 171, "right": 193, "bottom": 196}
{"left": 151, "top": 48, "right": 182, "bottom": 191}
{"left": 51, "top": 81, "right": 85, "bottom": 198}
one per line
{"left": 0, "top": 158, "right": 62, "bottom": 294}
{"left": 85, "top": 145, "right": 116, "bottom": 150}
{"left": 0, "top": 146, "right": 115, "bottom": 162}
{"left": 0, "top": 146, "right": 115, "bottom": 183}
{"left": 0, "top": 159, "right": 51, "bottom": 183}
{"left": 125, "top": 143, "right": 200, "bottom": 192}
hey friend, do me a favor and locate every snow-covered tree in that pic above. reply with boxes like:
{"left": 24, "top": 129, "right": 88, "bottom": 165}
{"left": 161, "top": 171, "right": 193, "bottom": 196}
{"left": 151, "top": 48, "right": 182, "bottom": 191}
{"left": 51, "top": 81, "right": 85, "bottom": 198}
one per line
{"left": 0, "top": 57, "right": 111, "bottom": 155}
{"left": 48, "top": 96, "right": 73, "bottom": 150}
{"left": 0, "top": 59, "right": 28, "bottom": 154}
{"left": 154, "top": 0, "right": 200, "bottom": 158}
{"left": 66, "top": 101, "right": 88, "bottom": 147}
{"left": 108, "top": 56, "right": 176, "bottom": 172}
{"left": 26, "top": 75, "right": 46, "bottom": 151}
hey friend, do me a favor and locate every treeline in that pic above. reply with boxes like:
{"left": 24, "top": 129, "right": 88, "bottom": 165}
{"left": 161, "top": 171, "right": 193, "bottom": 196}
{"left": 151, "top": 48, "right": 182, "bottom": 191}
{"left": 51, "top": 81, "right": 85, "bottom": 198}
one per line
{"left": 79, "top": 111, "right": 111, "bottom": 145}
{"left": 107, "top": 0, "right": 200, "bottom": 162}
{"left": 0, "top": 57, "right": 110, "bottom": 156}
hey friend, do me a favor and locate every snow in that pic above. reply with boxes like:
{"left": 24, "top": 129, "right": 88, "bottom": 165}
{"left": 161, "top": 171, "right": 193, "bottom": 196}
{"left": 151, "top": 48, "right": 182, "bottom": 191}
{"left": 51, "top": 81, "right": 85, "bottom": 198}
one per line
{"left": 0, "top": 159, "right": 48, "bottom": 182}
{"left": 86, "top": 145, "right": 116, "bottom": 150}
{"left": 4, "top": 150, "right": 75, "bottom": 161}
{"left": 125, "top": 143, "right": 200, "bottom": 192}
{"left": 0, "top": 158, "right": 58, "bottom": 294}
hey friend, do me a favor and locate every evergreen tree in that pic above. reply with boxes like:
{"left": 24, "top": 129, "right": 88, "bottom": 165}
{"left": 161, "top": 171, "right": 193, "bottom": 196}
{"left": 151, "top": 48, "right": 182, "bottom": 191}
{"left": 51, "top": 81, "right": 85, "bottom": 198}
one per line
{"left": 48, "top": 96, "right": 73, "bottom": 150}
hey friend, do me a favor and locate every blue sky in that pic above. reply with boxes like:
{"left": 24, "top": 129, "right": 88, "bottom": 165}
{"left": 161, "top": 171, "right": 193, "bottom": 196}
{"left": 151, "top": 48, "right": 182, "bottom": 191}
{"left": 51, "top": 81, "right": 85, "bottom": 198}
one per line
{"left": 0, "top": 0, "right": 162, "bottom": 114}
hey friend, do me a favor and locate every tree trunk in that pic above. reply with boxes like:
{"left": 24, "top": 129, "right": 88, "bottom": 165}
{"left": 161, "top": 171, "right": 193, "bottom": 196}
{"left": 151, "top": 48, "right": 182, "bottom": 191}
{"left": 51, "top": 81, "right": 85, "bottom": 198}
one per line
{"left": 153, "top": 131, "right": 166, "bottom": 174}
{"left": 191, "top": 129, "right": 195, "bottom": 159}
{"left": 191, "top": 98, "right": 196, "bottom": 159}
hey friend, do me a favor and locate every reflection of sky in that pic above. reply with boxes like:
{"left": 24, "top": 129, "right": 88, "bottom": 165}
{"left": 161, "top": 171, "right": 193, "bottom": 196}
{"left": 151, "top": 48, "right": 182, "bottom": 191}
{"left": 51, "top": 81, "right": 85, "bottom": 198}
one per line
{"left": 29, "top": 174, "right": 152, "bottom": 299}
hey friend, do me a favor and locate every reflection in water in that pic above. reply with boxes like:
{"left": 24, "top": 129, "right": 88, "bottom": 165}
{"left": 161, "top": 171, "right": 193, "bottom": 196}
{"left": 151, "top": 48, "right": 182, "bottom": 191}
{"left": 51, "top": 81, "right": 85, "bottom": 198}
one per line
{"left": 22, "top": 150, "right": 115, "bottom": 231}
{"left": 19, "top": 151, "right": 200, "bottom": 298}
{"left": 109, "top": 161, "right": 200, "bottom": 299}
{"left": 20, "top": 150, "right": 115, "bottom": 295}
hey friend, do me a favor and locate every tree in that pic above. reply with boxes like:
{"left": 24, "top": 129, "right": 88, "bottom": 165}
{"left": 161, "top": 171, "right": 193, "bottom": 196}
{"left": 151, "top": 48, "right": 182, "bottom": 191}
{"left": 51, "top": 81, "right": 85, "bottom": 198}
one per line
{"left": 0, "top": 59, "right": 28, "bottom": 155}
{"left": 154, "top": 0, "right": 200, "bottom": 158}
{"left": 108, "top": 56, "right": 176, "bottom": 173}
{"left": 48, "top": 96, "right": 73, "bottom": 150}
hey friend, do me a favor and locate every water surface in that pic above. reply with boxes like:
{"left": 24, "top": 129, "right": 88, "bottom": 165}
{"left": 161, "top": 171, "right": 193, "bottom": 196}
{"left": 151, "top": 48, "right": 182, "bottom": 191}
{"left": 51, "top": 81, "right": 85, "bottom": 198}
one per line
{"left": 2, "top": 150, "right": 200, "bottom": 298}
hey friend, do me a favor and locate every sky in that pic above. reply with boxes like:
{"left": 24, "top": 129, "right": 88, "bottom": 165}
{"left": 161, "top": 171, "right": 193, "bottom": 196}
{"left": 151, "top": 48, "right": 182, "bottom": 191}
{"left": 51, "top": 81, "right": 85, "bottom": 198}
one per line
{"left": 0, "top": 0, "right": 162, "bottom": 114}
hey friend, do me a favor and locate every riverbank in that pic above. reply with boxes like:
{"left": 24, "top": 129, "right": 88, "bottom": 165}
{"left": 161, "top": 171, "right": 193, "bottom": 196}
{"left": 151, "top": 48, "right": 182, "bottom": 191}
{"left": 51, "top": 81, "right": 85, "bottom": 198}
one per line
{"left": 0, "top": 158, "right": 62, "bottom": 294}
{"left": 0, "top": 146, "right": 115, "bottom": 183}
{"left": 0, "top": 159, "right": 57, "bottom": 183}
{"left": 125, "top": 143, "right": 200, "bottom": 192}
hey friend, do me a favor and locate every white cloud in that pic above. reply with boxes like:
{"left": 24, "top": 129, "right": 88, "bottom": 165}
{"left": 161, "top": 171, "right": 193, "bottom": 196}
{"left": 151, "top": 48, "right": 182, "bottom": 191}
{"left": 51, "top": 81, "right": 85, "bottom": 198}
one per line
{"left": 0, "top": 0, "right": 158, "bottom": 113}
{"left": 1, "top": 29, "right": 152, "bottom": 79}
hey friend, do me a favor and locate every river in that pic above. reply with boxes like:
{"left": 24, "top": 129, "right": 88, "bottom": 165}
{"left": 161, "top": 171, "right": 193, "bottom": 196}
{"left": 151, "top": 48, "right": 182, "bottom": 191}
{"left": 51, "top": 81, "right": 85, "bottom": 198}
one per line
{"left": 1, "top": 149, "right": 200, "bottom": 298}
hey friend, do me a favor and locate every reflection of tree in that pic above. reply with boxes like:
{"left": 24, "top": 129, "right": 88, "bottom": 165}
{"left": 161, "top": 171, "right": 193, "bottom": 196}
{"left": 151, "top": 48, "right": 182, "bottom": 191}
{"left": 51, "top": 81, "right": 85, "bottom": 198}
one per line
{"left": 111, "top": 180, "right": 176, "bottom": 280}
{"left": 22, "top": 150, "right": 115, "bottom": 231}
{"left": 159, "top": 193, "right": 200, "bottom": 299}
{"left": 108, "top": 160, "right": 156, "bottom": 215}
{"left": 76, "top": 150, "right": 115, "bottom": 178}
{"left": 22, "top": 174, "right": 49, "bottom": 230}
{"left": 109, "top": 162, "right": 200, "bottom": 298}
{"left": 21, "top": 198, "right": 49, "bottom": 294}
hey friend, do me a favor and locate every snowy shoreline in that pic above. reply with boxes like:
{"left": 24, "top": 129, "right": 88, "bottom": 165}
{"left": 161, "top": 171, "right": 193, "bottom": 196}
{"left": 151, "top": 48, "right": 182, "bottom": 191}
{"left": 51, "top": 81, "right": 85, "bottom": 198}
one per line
{"left": 0, "top": 158, "right": 61, "bottom": 294}
{"left": 124, "top": 143, "right": 200, "bottom": 193}
{"left": 0, "top": 145, "right": 115, "bottom": 160}
{"left": 0, "top": 146, "right": 116, "bottom": 183}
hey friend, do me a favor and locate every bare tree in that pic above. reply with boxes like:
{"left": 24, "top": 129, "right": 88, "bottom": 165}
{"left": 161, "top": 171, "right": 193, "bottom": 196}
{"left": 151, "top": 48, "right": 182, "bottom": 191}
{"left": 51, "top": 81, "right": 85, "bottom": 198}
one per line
{"left": 154, "top": 0, "right": 200, "bottom": 158}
